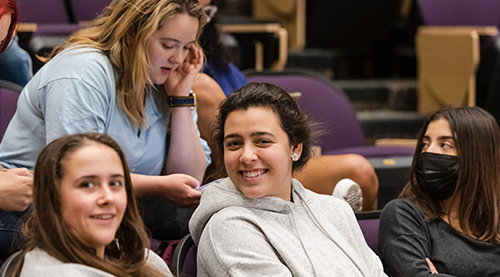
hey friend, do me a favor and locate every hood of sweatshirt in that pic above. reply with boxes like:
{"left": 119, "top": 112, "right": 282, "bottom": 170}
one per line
{"left": 189, "top": 177, "right": 311, "bottom": 245}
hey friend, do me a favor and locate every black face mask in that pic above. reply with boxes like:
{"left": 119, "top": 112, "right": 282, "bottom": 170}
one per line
{"left": 415, "top": 152, "right": 459, "bottom": 200}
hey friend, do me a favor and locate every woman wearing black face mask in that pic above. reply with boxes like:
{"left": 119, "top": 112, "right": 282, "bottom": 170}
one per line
{"left": 378, "top": 106, "right": 500, "bottom": 277}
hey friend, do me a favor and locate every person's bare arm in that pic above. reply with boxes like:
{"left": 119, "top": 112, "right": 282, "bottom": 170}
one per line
{"left": 130, "top": 173, "right": 201, "bottom": 208}
{"left": 163, "top": 46, "right": 207, "bottom": 182}
{"left": 192, "top": 73, "right": 226, "bottom": 156}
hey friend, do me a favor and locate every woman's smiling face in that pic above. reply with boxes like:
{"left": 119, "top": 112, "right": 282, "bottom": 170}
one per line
{"left": 223, "top": 106, "right": 302, "bottom": 201}
{"left": 59, "top": 142, "right": 127, "bottom": 258}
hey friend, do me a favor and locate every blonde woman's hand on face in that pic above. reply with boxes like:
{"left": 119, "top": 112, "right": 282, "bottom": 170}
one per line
{"left": 0, "top": 168, "right": 33, "bottom": 212}
{"left": 164, "top": 45, "right": 204, "bottom": 97}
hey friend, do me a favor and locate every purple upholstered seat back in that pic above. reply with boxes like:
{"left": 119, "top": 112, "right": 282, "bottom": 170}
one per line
{"left": 419, "top": 0, "right": 500, "bottom": 28}
{"left": 72, "top": 0, "right": 112, "bottom": 22}
{"left": 16, "top": 0, "right": 71, "bottom": 24}
{"left": 182, "top": 245, "right": 197, "bottom": 277}
{"left": 357, "top": 218, "right": 380, "bottom": 254}
{"left": 0, "top": 84, "right": 21, "bottom": 142}
{"left": 246, "top": 70, "right": 366, "bottom": 153}
{"left": 323, "top": 145, "right": 415, "bottom": 158}
{"left": 33, "top": 24, "right": 81, "bottom": 36}
{"left": 16, "top": 0, "right": 81, "bottom": 37}
{"left": 356, "top": 211, "right": 381, "bottom": 254}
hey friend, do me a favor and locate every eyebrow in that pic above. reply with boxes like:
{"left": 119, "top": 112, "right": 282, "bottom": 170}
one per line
{"left": 224, "top": 131, "right": 276, "bottom": 141}
{"left": 76, "top": 174, "right": 125, "bottom": 180}
{"left": 160, "top": 38, "right": 196, "bottom": 45}
{"left": 423, "top": 135, "right": 455, "bottom": 140}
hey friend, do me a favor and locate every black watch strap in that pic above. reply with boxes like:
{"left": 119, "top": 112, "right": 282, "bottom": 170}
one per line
{"left": 167, "top": 92, "right": 196, "bottom": 108}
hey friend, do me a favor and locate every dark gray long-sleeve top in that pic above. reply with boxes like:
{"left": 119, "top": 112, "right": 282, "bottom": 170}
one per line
{"left": 378, "top": 199, "right": 500, "bottom": 277}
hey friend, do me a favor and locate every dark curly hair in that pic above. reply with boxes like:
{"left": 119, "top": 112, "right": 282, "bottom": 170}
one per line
{"left": 211, "top": 82, "right": 318, "bottom": 179}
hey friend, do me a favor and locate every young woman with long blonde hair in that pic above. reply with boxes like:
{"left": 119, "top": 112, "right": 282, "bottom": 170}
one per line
{"left": 0, "top": 0, "right": 212, "bottom": 240}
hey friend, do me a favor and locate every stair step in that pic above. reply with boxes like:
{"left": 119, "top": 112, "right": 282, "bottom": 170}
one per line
{"left": 336, "top": 79, "right": 418, "bottom": 111}
{"left": 357, "top": 110, "right": 426, "bottom": 144}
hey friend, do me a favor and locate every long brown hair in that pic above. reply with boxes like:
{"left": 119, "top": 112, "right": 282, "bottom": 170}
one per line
{"left": 0, "top": 0, "right": 18, "bottom": 54}
{"left": 12, "top": 133, "right": 164, "bottom": 276}
{"left": 400, "top": 106, "right": 500, "bottom": 244}
{"left": 45, "top": 0, "right": 206, "bottom": 128}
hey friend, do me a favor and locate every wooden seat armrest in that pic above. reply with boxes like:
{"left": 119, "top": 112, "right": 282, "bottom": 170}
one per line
{"left": 16, "top": 22, "right": 37, "bottom": 33}
{"left": 374, "top": 138, "right": 417, "bottom": 148}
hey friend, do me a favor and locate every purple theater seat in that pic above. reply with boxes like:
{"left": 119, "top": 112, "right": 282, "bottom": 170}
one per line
{"left": 33, "top": 24, "right": 82, "bottom": 37}
{"left": 16, "top": 0, "right": 72, "bottom": 24}
{"left": 324, "top": 146, "right": 414, "bottom": 158}
{"left": 16, "top": 0, "right": 81, "bottom": 35}
{"left": 418, "top": 0, "right": 500, "bottom": 28}
{"left": 0, "top": 81, "right": 22, "bottom": 143}
{"left": 149, "top": 238, "right": 162, "bottom": 254}
{"left": 16, "top": 0, "right": 81, "bottom": 58}
{"left": 182, "top": 246, "right": 197, "bottom": 277}
{"left": 71, "top": 0, "right": 112, "bottom": 22}
{"left": 169, "top": 234, "right": 196, "bottom": 277}
{"left": 356, "top": 210, "right": 381, "bottom": 254}
{"left": 244, "top": 68, "right": 415, "bottom": 158}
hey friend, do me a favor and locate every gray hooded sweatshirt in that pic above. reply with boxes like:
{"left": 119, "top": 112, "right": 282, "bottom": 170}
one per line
{"left": 189, "top": 178, "right": 386, "bottom": 277}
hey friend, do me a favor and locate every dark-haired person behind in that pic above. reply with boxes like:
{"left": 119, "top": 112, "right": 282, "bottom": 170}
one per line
{"left": 198, "top": 1, "right": 248, "bottom": 96}
{"left": 11, "top": 133, "right": 172, "bottom": 276}
{"left": 189, "top": 82, "right": 386, "bottom": 276}
{"left": 378, "top": 106, "right": 500, "bottom": 277}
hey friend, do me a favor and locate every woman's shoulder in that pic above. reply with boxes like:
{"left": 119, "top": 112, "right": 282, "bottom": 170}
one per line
{"left": 145, "top": 249, "right": 173, "bottom": 276}
{"left": 31, "top": 47, "right": 117, "bottom": 98}
{"left": 21, "top": 248, "right": 115, "bottom": 277}
{"left": 382, "top": 198, "right": 423, "bottom": 216}
{"left": 23, "top": 247, "right": 63, "bottom": 267}
{"left": 379, "top": 198, "right": 427, "bottom": 231}
{"left": 39, "top": 47, "right": 115, "bottom": 85}
{"left": 49, "top": 47, "right": 110, "bottom": 68}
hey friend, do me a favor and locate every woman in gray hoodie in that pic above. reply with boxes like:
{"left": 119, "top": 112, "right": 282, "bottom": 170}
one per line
{"left": 189, "top": 82, "right": 386, "bottom": 276}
